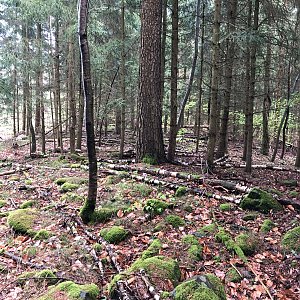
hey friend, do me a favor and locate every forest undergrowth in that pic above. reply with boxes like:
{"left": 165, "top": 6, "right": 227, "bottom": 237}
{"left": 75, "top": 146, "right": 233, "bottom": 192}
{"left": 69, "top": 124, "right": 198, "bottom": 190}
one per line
{"left": 0, "top": 132, "right": 299, "bottom": 300}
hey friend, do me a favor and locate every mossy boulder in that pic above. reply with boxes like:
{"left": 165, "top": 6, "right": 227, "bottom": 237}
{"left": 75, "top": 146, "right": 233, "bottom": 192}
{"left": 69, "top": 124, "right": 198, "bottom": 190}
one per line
{"left": 260, "top": 219, "right": 275, "bottom": 233}
{"left": 100, "top": 226, "right": 129, "bottom": 244}
{"left": 242, "top": 212, "right": 258, "bottom": 221}
{"left": 281, "top": 226, "right": 300, "bottom": 253}
{"left": 143, "top": 199, "right": 170, "bottom": 216}
{"left": 225, "top": 268, "right": 242, "bottom": 283}
{"left": 182, "top": 235, "right": 203, "bottom": 261}
{"left": 235, "top": 233, "right": 258, "bottom": 256}
{"left": 109, "top": 256, "right": 181, "bottom": 297}
{"left": 141, "top": 239, "right": 162, "bottom": 259}
{"left": 219, "top": 203, "right": 232, "bottom": 212}
{"left": 172, "top": 274, "right": 226, "bottom": 300}
{"left": 60, "top": 182, "right": 80, "bottom": 193}
{"left": 18, "top": 269, "right": 58, "bottom": 285}
{"left": 37, "top": 281, "right": 100, "bottom": 300}
{"left": 175, "top": 186, "right": 187, "bottom": 197}
{"left": 240, "top": 188, "right": 282, "bottom": 213}
{"left": 165, "top": 214, "right": 185, "bottom": 228}
{"left": 7, "top": 209, "right": 37, "bottom": 234}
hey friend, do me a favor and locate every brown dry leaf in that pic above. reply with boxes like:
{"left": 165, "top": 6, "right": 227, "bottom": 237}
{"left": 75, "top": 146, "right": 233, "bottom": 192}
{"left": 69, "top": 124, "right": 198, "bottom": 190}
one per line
{"left": 117, "top": 209, "right": 124, "bottom": 218}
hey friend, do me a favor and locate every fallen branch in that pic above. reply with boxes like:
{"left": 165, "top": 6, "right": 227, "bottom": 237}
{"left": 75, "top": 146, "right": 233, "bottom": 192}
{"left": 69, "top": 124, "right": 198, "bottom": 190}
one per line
{"left": 0, "top": 166, "right": 31, "bottom": 176}
{"left": 1, "top": 251, "right": 46, "bottom": 269}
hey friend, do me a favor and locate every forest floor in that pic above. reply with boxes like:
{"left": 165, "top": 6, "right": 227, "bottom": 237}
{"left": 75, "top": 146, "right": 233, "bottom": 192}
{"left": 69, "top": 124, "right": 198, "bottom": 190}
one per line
{"left": 0, "top": 131, "right": 299, "bottom": 300}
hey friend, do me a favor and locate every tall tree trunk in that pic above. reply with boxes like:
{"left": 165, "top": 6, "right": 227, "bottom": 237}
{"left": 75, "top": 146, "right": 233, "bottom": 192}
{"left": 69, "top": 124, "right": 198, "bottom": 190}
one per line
{"left": 13, "top": 65, "right": 17, "bottom": 137}
{"left": 245, "top": 0, "right": 259, "bottom": 173}
{"left": 216, "top": 0, "right": 237, "bottom": 158}
{"left": 167, "top": 0, "right": 179, "bottom": 162}
{"left": 206, "top": 0, "right": 221, "bottom": 169}
{"left": 54, "top": 19, "right": 63, "bottom": 151}
{"left": 119, "top": 0, "right": 126, "bottom": 158}
{"left": 79, "top": 0, "right": 98, "bottom": 223}
{"left": 76, "top": 62, "right": 84, "bottom": 150}
{"left": 136, "top": 0, "right": 166, "bottom": 163}
{"left": 22, "top": 24, "right": 28, "bottom": 133}
{"left": 68, "top": 39, "right": 76, "bottom": 154}
{"left": 261, "top": 12, "right": 271, "bottom": 155}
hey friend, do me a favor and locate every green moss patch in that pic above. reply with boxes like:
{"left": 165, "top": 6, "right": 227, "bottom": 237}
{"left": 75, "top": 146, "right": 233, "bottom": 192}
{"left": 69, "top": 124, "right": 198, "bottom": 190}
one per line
{"left": 18, "top": 269, "right": 58, "bottom": 285}
{"left": 143, "top": 199, "right": 170, "bottom": 216}
{"left": 141, "top": 239, "right": 162, "bottom": 259}
{"left": 242, "top": 213, "right": 258, "bottom": 221}
{"left": 55, "top": 177, "right": 87, "bottom": 186}
{"left": 175, "top": 186, "right": 187, "bottom": 197}
{"left": 225, "top": 268, "right": 242, "bottom": 283}
{"left": 260, "top": 219, "right": 275, "bottom": 233}
{"left": 281, "top": 226, "right": 300, "bottom": 253}
{"left": 281, "top": 179, "right": 298, "bottom": 187}
{"left": 235, "top": 233, "right": 258, "bottom": 256}
{"left": 182, "top": 235, "right": 203, "bottom": 261}
{"left": 165, "top": 214, "right": 185, "bottom": 228}
{"left": 7, "top": 209, "right": 37, "bottom": 234}
{"left": 219, "top": 203, "right": 232, "bottom": 212}
{"left": 60, "top": 182, "right": 80, "bottom": 193}
{"left": 240, "top": 188, "right": 282, "bottom": 213}
{"left": 37, "top": 281, "right": 99, "bottom": 300}
{"left": 0, "top": 200, "right": 7, "bottom": 208}
{"left": 100, "top": 226, "right": 129, "bottom": 244}
{"left": 198, "top": 223, "right": 216, "bottom": 235}
{"left": 61, "top": 192, "right": 85, "bottom": 203}
{"left": 142, "top": 154, "right": 158, "bottom": 165}
{"left": 20, "top": 200, "right": 35, "bottom": 209}
{"left": 109, "top": 256, "right": 181, "bottom": 297}
{"left": 173, "top": 274, "right": 226, "bottom": 300}
{"left": 215, "top": 227, "right": 247, "bottom": 263}
{"left": 34, "top": 229, "right": 52, "bottom": 240}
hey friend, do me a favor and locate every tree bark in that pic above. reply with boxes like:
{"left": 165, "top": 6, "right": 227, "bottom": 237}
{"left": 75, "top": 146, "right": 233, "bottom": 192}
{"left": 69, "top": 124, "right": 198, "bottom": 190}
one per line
{"left": 216, "top": 0, "right": 237, "bottom": 158}
{"left": 79, "top": 0, "right": 98, "bottom": 223}
{"left": 245, "top": 0, "right": 259, "bottom": 173}
{"left": 136, "top": 0, "right": 166, "bottom": 163}
{"left": 167, "top": 0, "right": 179, "bottom": 162}
{"left": 206, "top": 0, "right": 221, "bottom": 169}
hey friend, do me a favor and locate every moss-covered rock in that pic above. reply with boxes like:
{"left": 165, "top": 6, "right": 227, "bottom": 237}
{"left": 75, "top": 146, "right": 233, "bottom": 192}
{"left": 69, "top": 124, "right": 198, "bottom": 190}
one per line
{"left": 143, "top": 199, "right": 170, "bottom": 216}
{"left": 18, "top": 269, "right": 58, "bottom": 285}
{"left": 7, "top": 209, "right": 37, "bottom": 234}
{"left": 60, "top": 182, "right": 79, "bottom": 193}
{"left": 182, "top": 235, "right": 203, "bottom": 260}
{"left": 235, "top": 233, "right": 258, "bottom": 256}
{"left": 37, "top": 281, "right": 100, "bottom": 300}
{"left": 141, "top": 239, "right": 162, "bottom": 259}
{"left": 219, "top": 203, "right": 232, "bottom": 212}
{"left": 165, "top": 214, "right": 185, "bottom": 228}
{"left": 109, "top": 256, "right": 181, "bottom": 297}
{"left": 79, "top": 200, "right": 96, "bottom": 224}
{"left": 281, "top": 226, "right": 300, "bottom": 253}
{"left": 225, "top": 268, "right": 242, "bottom": 283}
{"left": 260, "top": 219, "right": 275, "bottom": 233}
{"left": 175, "top": 186, "right": 187, "bottom": 197}
{"left": 240, "top": 188, "right": 283, "bottom": 213}
{"left": 34, "top": 229, "right": 51, "bottom": 240}
{"left": 91, "top": 207, "right": 117, "bottom": 223}
{"left": 172, "top": 274, "right": 226, "bottom": 300}
{"left": 215, "top": 227, "right": 247, "bottom": 263}
{"left": 100, "top": 226, "right": 129, "bottom": 244}
{"left": 20, "top": 200, "right": 35, "bottom": 209}
{"left": 289, "top": 191, "right": 299, "bottom": 198}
